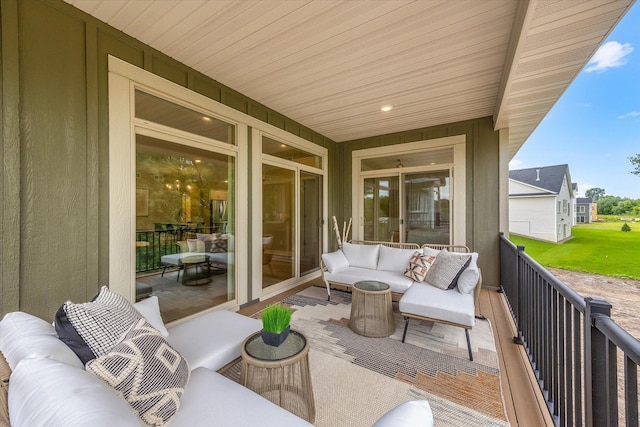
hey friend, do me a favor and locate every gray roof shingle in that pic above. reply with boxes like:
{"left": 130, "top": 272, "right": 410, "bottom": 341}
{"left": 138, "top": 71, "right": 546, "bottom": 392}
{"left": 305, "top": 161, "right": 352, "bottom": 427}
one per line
{"left": 509, "top": 164, "right": 569, "bottom": 194}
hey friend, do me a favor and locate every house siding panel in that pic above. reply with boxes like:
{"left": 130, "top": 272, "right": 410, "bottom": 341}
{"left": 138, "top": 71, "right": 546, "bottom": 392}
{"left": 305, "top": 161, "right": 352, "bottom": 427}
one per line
{"left": 1, "top": 0, "right": 503, "bottom": 317}
{"left": 510, "top": 196, "right": 557, "bottom": 241}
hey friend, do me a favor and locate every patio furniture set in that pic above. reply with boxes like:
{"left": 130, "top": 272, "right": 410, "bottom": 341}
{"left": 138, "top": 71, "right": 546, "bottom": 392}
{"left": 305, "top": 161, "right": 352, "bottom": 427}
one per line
{"left": 0, "top": 284, "right": 433, "bottom": 426}
{"left": 322, "top": 240, "right": 482, "bottom": 360}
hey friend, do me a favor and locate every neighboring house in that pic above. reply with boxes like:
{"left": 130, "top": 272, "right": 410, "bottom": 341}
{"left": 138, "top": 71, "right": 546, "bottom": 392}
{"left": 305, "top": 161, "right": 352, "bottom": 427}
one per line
{"left": 576, "top": 198, "right": 594, "bottom": 223}
{"left": 509, "top": 165, "right": 575, "bottom": 243}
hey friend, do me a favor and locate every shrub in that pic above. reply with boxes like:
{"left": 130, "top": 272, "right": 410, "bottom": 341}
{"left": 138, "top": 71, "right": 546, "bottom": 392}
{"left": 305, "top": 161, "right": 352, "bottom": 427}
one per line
{"left": 261, "top": 303, "right": 292, "bottom": 333}
{"left": 622, "top": 222, "right": 632, "bottom": 232}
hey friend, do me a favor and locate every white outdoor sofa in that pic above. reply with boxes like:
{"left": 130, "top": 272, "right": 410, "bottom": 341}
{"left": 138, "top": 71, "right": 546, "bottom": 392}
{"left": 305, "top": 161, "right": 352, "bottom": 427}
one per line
{"left": 321, "top": 240, "right": 483, "bottom": 360}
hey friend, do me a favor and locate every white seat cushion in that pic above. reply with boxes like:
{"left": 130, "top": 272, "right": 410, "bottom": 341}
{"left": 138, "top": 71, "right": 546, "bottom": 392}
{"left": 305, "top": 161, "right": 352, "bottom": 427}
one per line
{"left": 323, "top": 267, "right": 415, "bottom": 294}
{"left": 9, "top": 358, "right": 140, "bottom": 427}
{"left": 372, "top": 400, "right": 434, "bottom": 427}
{"left": 166, "top": 310, "right": 261, "bottom": 371}
{"left": 399, "top": 283, "right": 475, "bottom": 327}
{"left": 170, "top": 368, "right": 313, "bottom": 427}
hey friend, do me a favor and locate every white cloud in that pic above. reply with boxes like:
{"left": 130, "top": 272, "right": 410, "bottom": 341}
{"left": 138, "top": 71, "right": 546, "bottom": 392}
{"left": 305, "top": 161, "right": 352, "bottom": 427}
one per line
{"left": 584, "top": 41, "right": 633, "bottom": 73}
{"left": 618, "top": 111, "right": 640, "bottom": 119}
{"left": 509, "top": 159, "right": 523, "bottom": 169}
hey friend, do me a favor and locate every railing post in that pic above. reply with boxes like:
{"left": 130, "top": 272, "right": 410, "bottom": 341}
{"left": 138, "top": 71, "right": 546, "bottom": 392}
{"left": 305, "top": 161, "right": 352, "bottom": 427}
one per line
{"left": 585, "top": 297, "right": 613, "bottom": 427}
{"left": 515, "top": 244, "right": 524, "bottom": 329}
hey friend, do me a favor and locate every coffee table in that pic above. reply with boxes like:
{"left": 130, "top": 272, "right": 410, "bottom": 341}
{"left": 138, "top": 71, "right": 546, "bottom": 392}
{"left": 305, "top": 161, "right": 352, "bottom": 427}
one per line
{"left": 240, "top": 330, "right": 315, "bottom": 423}
{"left": 350, "top": 280, "right": 395, "bottom": 337}
{"left": 179, "top": 255, "right": 211, "bottom": 286}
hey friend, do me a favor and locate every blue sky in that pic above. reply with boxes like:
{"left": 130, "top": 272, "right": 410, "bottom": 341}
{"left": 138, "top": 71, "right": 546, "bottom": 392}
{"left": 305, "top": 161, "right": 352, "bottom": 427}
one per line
{"left": 510, "top": 3, "right": 640, "bottom": 199}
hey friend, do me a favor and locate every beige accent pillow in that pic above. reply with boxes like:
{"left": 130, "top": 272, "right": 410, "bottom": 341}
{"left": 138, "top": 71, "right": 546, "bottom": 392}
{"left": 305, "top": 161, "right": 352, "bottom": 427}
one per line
{"left": 404, "top": 252, "right": 436, "bottom": 282}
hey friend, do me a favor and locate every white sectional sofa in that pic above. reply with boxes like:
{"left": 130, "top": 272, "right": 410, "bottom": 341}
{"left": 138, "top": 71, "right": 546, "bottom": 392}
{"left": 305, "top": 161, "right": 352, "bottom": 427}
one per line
{"left": 321, "top": 240, "right": 483, "bottom": 360}
{"left": 0, "top": 298, "right": 313, "bottom": 427}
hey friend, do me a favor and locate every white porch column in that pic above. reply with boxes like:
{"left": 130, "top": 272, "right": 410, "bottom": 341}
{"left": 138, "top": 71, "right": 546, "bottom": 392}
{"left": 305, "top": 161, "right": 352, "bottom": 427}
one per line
{"left": 499, "top": 128, "right": 510, "bottom": 237}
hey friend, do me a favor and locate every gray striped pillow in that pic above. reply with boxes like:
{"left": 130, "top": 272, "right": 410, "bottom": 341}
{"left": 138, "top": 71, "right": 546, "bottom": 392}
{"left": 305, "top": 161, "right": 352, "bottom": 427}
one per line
{"left": 424, "top": 251, "right": 471, "bottom": 290}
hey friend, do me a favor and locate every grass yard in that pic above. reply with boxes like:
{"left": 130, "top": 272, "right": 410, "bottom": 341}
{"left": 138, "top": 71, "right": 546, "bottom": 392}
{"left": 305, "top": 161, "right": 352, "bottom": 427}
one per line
{"left": 509, "top": 219, "right": 640, "bottom": 280}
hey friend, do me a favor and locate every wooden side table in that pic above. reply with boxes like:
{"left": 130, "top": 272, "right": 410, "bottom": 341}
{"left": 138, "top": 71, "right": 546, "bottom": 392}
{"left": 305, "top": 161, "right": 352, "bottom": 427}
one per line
{"left": 350, "top": 280, "right": 395, "bottom": 337}
{"left": 240, "top": 330, "right": 315, "bottom": 423}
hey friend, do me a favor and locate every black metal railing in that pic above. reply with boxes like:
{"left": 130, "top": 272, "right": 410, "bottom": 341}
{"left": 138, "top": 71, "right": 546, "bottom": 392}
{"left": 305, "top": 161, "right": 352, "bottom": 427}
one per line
{"left": 135, "top": 226, "right": 220, "bottom": 273}
{"left": 499, "top": 232, "right": 640, "bottom": 427}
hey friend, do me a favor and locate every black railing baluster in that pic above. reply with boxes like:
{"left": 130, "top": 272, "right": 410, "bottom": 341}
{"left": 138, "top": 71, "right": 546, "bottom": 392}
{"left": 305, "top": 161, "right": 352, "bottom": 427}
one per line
{"left": 499, "top": 234, "right": 640, "bottom": 427}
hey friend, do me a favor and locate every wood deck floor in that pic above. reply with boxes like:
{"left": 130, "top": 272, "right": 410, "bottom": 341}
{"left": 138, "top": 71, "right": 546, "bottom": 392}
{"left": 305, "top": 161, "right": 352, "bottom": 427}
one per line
{"left": 239, "top": 279, "right": 556, "bottom": 426}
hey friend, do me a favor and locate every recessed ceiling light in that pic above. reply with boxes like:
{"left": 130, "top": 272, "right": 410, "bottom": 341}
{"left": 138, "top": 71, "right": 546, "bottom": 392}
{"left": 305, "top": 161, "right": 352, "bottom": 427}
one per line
{"left": 194, "top": 159, "right": 201, "bottom": 163}
{"left": 202, "top": 116, "right": 211, "bottom": 121}
{"left": 381, "top": 105, "right": 393, "bottom": 112}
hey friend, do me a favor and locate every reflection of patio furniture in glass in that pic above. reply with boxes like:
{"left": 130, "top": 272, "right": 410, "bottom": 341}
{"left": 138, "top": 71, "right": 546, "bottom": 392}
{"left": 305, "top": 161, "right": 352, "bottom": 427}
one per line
{"left": 350, "top": 280, "right": 395, "bottom": 337}
{"left": 180, "top": 255, "right": 211, "bottom": 286}
{"left": 241, "top": 330, "right": 315, "bottom": 423}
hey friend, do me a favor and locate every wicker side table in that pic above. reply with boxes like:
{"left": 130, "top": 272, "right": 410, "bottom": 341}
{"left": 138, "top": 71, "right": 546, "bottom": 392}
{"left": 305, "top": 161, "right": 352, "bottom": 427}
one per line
{"left": 240, "top": 330, "right": 315, "bottom": 423}
{"left": 350, "top": 280, "right": 395, "bottom": 337}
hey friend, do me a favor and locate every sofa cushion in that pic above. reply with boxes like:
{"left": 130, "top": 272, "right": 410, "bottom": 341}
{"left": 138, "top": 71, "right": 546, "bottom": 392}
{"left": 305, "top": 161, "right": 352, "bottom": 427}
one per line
{"left": 9, "top": 357, "right": 140, "bottom": 427}
{"left": 170, "top": 367, "right": 313, "bottom": 427}
{"left": 167, "top": 309, "right": 261, "bottom": 372}
{"left": 187, "top": 238, "right": 205, "bottom": 252}
{"left": 403, "top": 252, "right": 436, "bottom": 282}
{"left": 322, "top": 250, "right": 349, "bottom": 273}
{"left": 341, "top": 242, "right": 380, "bottom": 269}
{"left": 372, "top": 400, "right": 434, "bottom": 427}
{"left": 54, "top": 286, "right": 142, "bottom": 364}
{"left": 399, "top": 282, "right": 475, "bottom": 327}
{"left": 0, "top": 312, "right": 83, "bottom": 370}
{"left": 456, "top": 252, "right": 480, "bottom": 294}
{"left": 134, "top": 296, "right": 169, "bottom": 337}
{"left": 324, "top": 267, "right": 415, "bottom": 294}
{"left": 86, "top": 318, "right": 190, "bottom": 426}
{"left": 424, "top": 251, "right": 471, "bottom": 290}
{"left": 377, "top": 246, "right": 421, "bottom": 273}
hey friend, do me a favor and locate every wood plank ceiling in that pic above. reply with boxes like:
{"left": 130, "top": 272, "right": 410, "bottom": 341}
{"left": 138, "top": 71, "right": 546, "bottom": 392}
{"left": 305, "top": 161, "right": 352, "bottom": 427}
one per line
{"left": 65, "top": 0, "right": 633, "bottom": 156}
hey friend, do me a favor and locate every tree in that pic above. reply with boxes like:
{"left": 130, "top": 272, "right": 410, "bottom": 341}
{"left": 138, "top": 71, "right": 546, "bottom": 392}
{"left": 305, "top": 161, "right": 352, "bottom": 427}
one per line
{"left": 585, "top": 187, "right": 605, "bottom": 201}
{"left": 622, "top": 222, "right": 631, "bottom": 232}
{"left": 630, "top": 154, "right": 640, "bottom": 176}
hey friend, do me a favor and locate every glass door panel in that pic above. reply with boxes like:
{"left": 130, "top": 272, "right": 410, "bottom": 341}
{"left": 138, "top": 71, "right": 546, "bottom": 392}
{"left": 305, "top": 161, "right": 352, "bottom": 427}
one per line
{"left": 135, "top": 134, "right": 236, "bottom": 323}
{"left": 262, "top": 164, "right": 295, "bottom": 287}
{"left": 300, "top": 172, "right": 322, "bottom": 275}
{"left": 404, "top": 171, "right": 450, "bottom": 245}
{"left": 363, "top": 177, "right": 399, "bottom": 242}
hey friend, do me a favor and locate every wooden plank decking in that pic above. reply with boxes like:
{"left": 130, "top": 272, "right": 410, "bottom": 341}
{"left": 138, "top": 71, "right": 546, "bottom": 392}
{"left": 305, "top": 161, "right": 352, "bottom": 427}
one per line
{"left": 240, "top": 280, "right": 555, "bottom": 426}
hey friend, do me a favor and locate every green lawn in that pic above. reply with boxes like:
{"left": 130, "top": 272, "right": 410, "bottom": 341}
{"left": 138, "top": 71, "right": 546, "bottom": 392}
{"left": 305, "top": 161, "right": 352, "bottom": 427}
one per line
{"left": 509, "top": 220, "right": 640, "bottom": 280}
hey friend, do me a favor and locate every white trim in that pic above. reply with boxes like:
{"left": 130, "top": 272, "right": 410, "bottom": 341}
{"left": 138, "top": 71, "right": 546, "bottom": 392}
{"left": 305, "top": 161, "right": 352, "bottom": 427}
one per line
{"left": 351, "top": 135, "right": 466, "bottom": 246}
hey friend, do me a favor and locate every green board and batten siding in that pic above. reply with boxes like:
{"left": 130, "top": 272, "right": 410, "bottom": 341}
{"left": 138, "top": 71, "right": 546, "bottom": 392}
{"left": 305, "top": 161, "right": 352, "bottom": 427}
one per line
{"left": 0, "top": 0, "right": 500, "bottom": 319}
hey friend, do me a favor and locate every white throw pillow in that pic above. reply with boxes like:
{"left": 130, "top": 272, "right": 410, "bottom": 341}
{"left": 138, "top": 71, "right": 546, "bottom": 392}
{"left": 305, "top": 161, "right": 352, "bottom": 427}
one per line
{"left": 0, "top": 312, "right": 83, "bottom": 370}
{"left": 134, "top": 296, "right": 169, "bottom": 337}
{"left": 422, "top": 246, "right": 441, "bottom": 257}
{"left": 187, "top": 238, "right": 205, "bottom": 252}
{"left": 9, "top": 357, "right": 141, "bottom": 427}
{"left": 377, "top": 246, "right": 421, "bottom": 272}
{"left": 457, "top": 252, "right": 480, "bottom": 294}
{"left": 322, "top": 250, "right": 350, "bottom": 273}
{"left": 341, "top": 242, "right": 380, "bottom": 269}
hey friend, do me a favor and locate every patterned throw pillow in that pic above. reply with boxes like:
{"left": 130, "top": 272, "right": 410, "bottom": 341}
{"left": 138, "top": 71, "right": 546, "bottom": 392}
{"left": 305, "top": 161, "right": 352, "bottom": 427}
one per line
{"left": 424, "top": 251, "right": 472, "bottom": 290}
{"left": 404, "top": 251, "right": 436, "bottom": 282}
{"left": 86, "top": 319, "right": 190, "bottom": 426}
{"left": 209, "top": 233, "right": 228, "bottom": 253}
{"left": 55, "top": 286, "right": 142, "bottom": 364}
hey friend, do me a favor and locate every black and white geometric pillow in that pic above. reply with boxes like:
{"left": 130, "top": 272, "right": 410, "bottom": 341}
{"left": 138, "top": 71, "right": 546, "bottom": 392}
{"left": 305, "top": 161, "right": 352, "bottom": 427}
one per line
{"left": 55, "top": 286, "right": 142, "bottom": 364}
{"left": 424, "top": 251, "right": 471, "bottom": 290}
{"left": 403, "top": 252, "right": 436, "bottom": 282}
{"left": 86, "top": 319, "right": 190, "bottom": 426}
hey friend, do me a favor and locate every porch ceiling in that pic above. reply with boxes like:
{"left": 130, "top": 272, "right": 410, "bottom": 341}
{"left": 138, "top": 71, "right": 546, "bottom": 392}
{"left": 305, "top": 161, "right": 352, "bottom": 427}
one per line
{"left": 66, "top": 0, "right": 633, "bottom": 157}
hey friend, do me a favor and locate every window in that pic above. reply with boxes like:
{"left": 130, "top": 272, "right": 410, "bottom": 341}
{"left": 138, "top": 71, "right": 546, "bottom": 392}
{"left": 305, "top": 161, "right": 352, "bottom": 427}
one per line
{"left": 562, "top": 200, "right": 568, "bottom": 213}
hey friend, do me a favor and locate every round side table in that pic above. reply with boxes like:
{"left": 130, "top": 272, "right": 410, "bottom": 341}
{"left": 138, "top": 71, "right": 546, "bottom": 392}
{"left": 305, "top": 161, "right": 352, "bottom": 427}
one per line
{"left": 240, "top": 330, "right": 315, "bottom": 423}
{"left": 179, "top": 255, "right": 211, "bottom": 286}
{"left": 350, "top": 280, "right": 395, "bottom": 337}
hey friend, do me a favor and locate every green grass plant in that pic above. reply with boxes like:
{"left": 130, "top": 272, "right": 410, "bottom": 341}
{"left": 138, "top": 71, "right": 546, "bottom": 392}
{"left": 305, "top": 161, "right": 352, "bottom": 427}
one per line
{"left": 509, "top": 219, "right": 640, "bottom": 280}
{"left": 261, "top": 303, "right": 293, "bottom": 333}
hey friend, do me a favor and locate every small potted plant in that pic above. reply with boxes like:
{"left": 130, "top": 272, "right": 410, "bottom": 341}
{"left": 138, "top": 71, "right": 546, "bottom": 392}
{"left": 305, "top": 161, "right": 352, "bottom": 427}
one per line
{"left": 260, "top": 303, "right": 293, "bottom": 347}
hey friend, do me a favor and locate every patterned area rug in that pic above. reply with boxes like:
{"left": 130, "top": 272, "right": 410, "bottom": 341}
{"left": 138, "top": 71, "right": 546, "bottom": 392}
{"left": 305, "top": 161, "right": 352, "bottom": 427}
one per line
{"left": 226, "top": 287, "right": 510, "bottom": 426}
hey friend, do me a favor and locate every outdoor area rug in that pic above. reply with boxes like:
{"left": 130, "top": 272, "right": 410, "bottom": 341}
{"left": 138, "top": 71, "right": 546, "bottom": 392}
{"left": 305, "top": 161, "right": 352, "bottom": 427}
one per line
{"left": 224, "top": 286, "right": 510, "bottom": 427}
